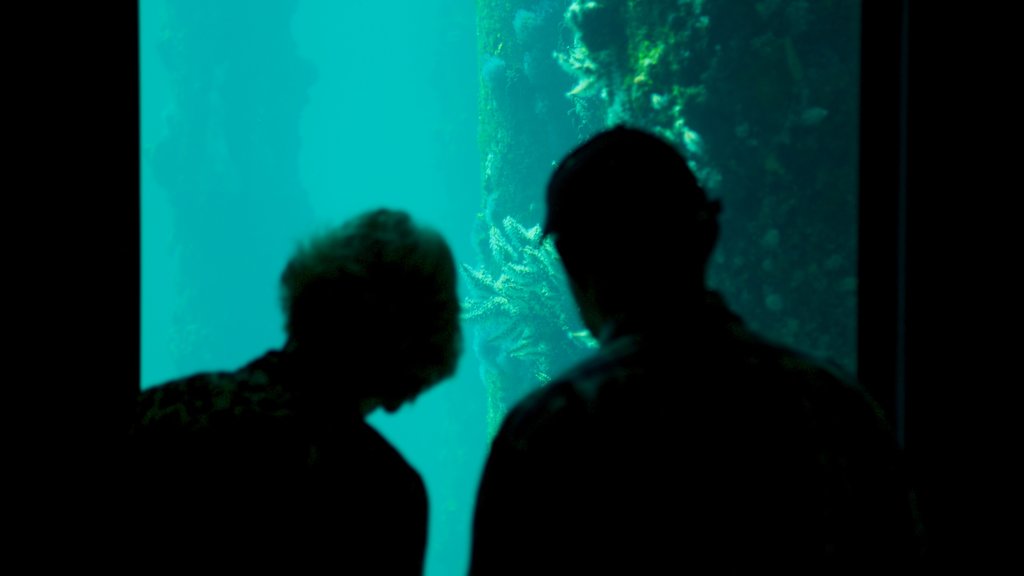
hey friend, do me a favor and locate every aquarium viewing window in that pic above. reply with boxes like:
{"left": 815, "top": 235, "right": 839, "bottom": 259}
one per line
{"left": 141, "top": 2, "right": 884, "bottom": 575}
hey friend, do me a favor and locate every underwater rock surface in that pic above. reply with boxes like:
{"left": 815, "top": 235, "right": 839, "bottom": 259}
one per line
{"left": 472, "top": 0, "right": 859, "bottom": 434}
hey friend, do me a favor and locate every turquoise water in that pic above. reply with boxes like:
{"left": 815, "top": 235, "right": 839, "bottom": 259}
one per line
{"left": 141, "top": 1, "right": 859, "bottom": 573}
{"left": 141, "top": 2, "right": 484, "bottom": 574}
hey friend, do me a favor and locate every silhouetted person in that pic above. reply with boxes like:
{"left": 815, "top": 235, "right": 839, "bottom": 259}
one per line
{"left": 470, "top": 126, "right": 922, "bottom": 574}
{"left": 129, "top": 209, "right": 461, "bottom": 574}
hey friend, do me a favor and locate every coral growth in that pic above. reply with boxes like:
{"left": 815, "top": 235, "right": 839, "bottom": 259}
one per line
{"left": 462, "top": 215, "right": 596, "bottom": 435}
{"left": 473, "top": 0, "right": 860, "bottom": 423}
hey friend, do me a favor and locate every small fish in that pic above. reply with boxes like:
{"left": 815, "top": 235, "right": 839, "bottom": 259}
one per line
{"left": 567, "top": 329, "right": 599, "bottom": 349}
{"left": 799, "top": 107, "right": 829, "bottom": 126}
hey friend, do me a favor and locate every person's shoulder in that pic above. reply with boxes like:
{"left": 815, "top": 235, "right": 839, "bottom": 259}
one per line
{"left": 723, "top": 318, "right": 855, "bottom": 389}
{"left": 774, "top": 342, "right": 876, "bottom": 411}
{"left": 135, "top": 370, "right": 233, "bottom": 431}
{"left": 738, "top": 330, "right": 892, "bottom": 433}
{"left": 495, "top": 342, "right": 633, "bottom": 449}
{"left": 133, "top": 350, "right": 291, "bottom": 435}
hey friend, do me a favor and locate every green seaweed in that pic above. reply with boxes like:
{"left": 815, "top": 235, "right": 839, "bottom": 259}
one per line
{"left": 472, "top": 0, "right": 860, "bottom": 435}
{"left": 462, "top": 214, "right": 596, "bottom": 435}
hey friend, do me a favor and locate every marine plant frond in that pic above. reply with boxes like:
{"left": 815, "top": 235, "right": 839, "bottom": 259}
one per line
{"left": 507, "top": 340, "right": 548, "bottom": 358}
{"left": 484, "top": 315, "right": 528, "bottom": 345}
{"left": 522, "top": 244, "right": 561, "bottom": 277}
{"left": 492, "top": 295, "right": 518, "bottom": 316}
{"left": 502, "top": 215, "right": 542, "bottom": 246}
{"left": 488, "top": 224, "right": 519, "bottom": 264}
{"left": 460, "top": 263, "right": 498, "bottom": 295}
{"left": 508, "top": 263, "right": 534, "bottom": 277}
{"left": 461, "top": 298, "right": 493, "bottom": 322}
{"left": 492, "top": 273, "right": 510, "bottom": 291}
{"left": 462, "top": 291, "right": 519, "bottom": 323}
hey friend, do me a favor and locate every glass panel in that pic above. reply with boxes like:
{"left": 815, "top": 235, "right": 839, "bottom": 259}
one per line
{"left": 141, "top": 1, "right": 859, "bottom": 573}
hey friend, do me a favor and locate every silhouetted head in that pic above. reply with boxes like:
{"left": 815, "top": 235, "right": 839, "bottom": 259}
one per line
{"left": 543, "top": 125, "right": 721, "bottom": 336}
{"left": 280, "top": 209, "right": 462, "bottom": 414}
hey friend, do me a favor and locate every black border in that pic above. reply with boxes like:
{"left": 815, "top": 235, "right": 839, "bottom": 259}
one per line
{"left": 19, "top": 0, "right": 1003, "bottom": 561}
{"left": 863, "top": 0, "right": 1011, "bottom": 567}
{"left": 16, "top": 2, "right": 141, "bottom": 516}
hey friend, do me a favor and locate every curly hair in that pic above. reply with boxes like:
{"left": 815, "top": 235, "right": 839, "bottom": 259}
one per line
{"left": 280, "top": 209, "right": 462, "bottom": 402}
